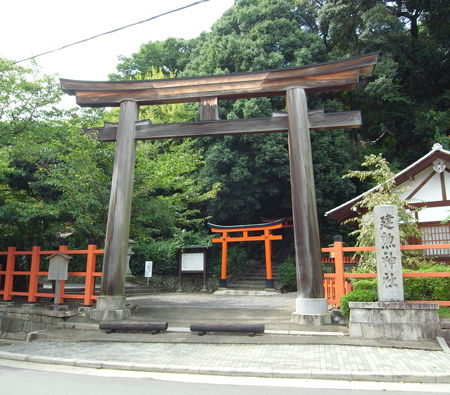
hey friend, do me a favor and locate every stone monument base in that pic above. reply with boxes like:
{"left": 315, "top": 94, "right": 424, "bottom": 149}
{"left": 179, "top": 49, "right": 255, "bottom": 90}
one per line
{"left": 349, "top": 301, "right": 441, "bottom": 341}
{"left": 291, "top": 297, "right": 331, "bottom": 325}
{"left": 87, "top": 295, "right": 130, "bottom": 321}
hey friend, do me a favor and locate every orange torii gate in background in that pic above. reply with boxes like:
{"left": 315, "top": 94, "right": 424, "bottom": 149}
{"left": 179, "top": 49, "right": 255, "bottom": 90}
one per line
{"left": 208, "top": 219, "right": 285, "bottom": 289}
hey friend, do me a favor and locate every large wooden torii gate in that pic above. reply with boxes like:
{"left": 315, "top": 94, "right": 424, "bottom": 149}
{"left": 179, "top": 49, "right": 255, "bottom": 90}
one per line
{"left": 60, "top": 53, "right": 378, "bottom": 322}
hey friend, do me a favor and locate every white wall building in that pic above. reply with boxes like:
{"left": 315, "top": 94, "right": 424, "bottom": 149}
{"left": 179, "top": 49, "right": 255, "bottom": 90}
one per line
{"left": 325, "top": 143, "right": 450, "bottom": 260}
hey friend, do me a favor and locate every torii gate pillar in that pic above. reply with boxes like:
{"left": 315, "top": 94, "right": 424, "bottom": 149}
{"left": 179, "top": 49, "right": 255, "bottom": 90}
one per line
{"left": 89, "top": 100, "right": 137, "bottom": 321}
{"left": 287, "top": 88, "right": 330, "bottom": 325}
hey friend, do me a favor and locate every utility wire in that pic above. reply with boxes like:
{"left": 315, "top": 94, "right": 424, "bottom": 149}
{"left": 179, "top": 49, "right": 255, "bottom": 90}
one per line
{"left": 14, "top": 0, "right": 210, "bottom": 64}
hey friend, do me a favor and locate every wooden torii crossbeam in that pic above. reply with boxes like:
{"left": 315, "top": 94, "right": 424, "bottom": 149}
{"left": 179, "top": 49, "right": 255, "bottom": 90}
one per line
{"left": 60, "top": 52, "right": 378, "bottom": 321}
{"left": 208, "top": 219, "right": 285, "bottom": 289}
{"left": 89, "top": 109, "right": 362, "bottom": 141}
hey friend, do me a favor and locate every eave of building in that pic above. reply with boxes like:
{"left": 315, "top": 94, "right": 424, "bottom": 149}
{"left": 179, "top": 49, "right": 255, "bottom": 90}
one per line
{"left": 325, "top": 145, "right": 450, "bottom": 222}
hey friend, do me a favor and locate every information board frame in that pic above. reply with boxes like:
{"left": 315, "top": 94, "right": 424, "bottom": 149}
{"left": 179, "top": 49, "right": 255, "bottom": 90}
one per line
{"left": 178, "top": 246, "right": 209, "bottom": 291}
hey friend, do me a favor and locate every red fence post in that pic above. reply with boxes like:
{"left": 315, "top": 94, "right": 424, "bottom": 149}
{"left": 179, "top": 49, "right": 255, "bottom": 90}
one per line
{"left": 84, "top": 242, "right": 97, "bottom": 306}
{"left": 333, "top": 235, "right": 345, "bottom": 307}
{"left": 58, "top": 243, "right": 69, "bottom": 304}
{"left": 28, "top": 243, "right": 41, "bottom": 303}
{"left": 3, "top": 246, "right": 16, "bottom": 301}
{"left": 220, "top": 232, "right": 228, "bottom": 288}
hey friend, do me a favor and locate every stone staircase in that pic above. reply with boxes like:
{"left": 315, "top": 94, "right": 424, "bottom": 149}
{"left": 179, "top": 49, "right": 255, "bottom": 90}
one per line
{"left": 228, "top": 264, "right": 281, "bottom": 290}
{"left": 227, "top": 229, "right": 292, "bottom": 291}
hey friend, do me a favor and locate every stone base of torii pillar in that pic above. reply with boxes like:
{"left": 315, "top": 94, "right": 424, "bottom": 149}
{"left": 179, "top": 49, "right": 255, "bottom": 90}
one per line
{"left": 88, "top": 295, "right": 130, "bottom": 322}
{"left": 292, "top": 298, "right": 331, "bottom": 325}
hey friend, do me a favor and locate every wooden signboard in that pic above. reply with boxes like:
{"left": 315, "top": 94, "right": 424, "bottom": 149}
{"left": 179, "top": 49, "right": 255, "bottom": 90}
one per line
{"left": 178, "top": 246, "right": 209, "bottom": 291}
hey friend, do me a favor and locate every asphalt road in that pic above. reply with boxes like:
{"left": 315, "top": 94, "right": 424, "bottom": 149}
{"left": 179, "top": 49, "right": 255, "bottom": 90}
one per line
{"left": 1, "top": 360, "right": 449, "bottom": 395}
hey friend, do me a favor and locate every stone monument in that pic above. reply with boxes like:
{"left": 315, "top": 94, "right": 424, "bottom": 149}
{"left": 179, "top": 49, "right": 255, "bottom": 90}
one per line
{"left": 349, "top": 205, "right": 441, "bottom": 340}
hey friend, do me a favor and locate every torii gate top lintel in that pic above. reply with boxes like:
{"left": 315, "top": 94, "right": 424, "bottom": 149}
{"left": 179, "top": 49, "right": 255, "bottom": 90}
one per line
{"left": 59, "top": 52, "right": 378, "bottom": 108}
{"left": 207, "top": 218, "right": 285, "bottom": 231}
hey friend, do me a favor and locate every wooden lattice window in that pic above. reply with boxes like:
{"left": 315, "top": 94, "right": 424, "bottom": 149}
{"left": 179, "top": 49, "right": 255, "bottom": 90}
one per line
{"left": 420, "top": 224, "right": 450, "bottom": 256}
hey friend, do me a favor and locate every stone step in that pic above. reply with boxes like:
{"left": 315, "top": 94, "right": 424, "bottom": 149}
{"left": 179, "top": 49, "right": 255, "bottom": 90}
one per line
{"left": 231, "top": 280, "right": 266, "bottom": 286}
{"left": 228, "top": 285, "right": 267, "bottom": 290}
{"left": 238, "top": 275, "right": 272, "bottom": 281}
{"left": 229, "top": 279, "right": 281, "bottom": 289}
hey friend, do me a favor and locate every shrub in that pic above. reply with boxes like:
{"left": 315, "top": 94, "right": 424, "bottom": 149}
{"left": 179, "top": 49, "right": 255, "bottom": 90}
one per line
{"left": 133, "top": 237, "right": 181, "bottom": 275}
{"left": 340, "top": 289, "right": 378, "bottom": 318}
{"left": 403, "top": 264, "right": 450, "bottom": 301}
{"left": 439, "top": 307, "right": 450, "bottom": 318}
{"left": 132, "top": 229, "right": 213, "bottom": 276}
{"left": 279, "top": 257, "right": 296, "bottom": 289}
{"left": 352, "top": 279, "right": 377, "bottom": 292}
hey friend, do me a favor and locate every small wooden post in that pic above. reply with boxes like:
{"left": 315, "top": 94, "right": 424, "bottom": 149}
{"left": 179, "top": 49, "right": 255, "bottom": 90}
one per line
{"left": 46, "top": 251, "right": 72, "bottom": 310}
{"left": 3, "top": 246, "right": 16, "bottom": 301}
{"left": 200, "top": 97, "right": 219, "bottom": 121}
{"left": 27, "top": 243, "right": 41, "bottom": 303}
{"left": 58, "top": 243, "right": 69, "bottom": 304}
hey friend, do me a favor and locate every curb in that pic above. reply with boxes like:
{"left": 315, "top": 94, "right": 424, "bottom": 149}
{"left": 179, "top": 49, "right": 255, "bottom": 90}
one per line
{"left": 0, "top": 350, "right": 449, "bottom": 384}
{"left": 56, "top": 322, "right": 346, "bottom": 336}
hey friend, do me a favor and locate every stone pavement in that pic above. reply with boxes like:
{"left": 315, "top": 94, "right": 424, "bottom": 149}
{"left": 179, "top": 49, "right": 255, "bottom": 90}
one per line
{"left": 0, "top": 340, "right": 449, "bottom": 384}
{"left": 0, "top": 292, "right": 449, "bottom": 384}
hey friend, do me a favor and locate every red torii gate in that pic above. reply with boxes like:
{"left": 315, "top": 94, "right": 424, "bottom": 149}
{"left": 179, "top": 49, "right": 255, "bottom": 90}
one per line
{"left": 60, "top": 52, "right": 378, "bottom": 322}
{"left": 208, "top": 218, "right": 285, "bottom": 289}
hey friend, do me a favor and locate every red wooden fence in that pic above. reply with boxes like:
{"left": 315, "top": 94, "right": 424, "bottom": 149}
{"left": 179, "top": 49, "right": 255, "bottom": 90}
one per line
{"left": 0, "top": 241, "right": 448, "bottom": 308}
{"left": 0, "top": 243, "right": 102, "bottom": 306}
{"left": 321, "top": 240, "right": 450, "bottom": 307}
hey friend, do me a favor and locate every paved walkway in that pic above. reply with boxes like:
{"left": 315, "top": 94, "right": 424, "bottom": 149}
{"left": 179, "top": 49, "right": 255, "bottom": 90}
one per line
{"left": 0, "top": 292, "right": 449, "bottom": 384}
{"left": 0, "top": 340, "right": 449, "bottom": 383}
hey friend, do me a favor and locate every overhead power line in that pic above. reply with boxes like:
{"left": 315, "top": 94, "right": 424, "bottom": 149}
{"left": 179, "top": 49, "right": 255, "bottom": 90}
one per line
{"left": 14, "top": 0, "right": 210, "bottom": 64}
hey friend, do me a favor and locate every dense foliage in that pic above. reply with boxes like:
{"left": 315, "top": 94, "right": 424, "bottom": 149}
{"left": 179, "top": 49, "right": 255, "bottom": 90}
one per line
{"left": 340, "top": 264, "right": 450, "bottom": 318}
{"left": 403, "top": 264, "right": 450, "bottom": 301}
{"left": 0, "top": 62, "right": 218, "bottom": 262}
{"left": 114, "top": 0, "right": 448, "bottom": 243}
{"left": 1, "top": 0, "right": 448, "bottom": 275}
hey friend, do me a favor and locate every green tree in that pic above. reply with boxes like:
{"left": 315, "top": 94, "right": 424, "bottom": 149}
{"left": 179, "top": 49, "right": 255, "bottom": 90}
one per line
{"left": 304, "top": 0, "right": 449, "bottom": 166}
{"left": 0, "top": 58, "right": 72, "bottom": 247}
{"left": 183, "top": 0, "right": 335, "bottom": 227}
{"left": 343, "top": 153, "right": 431, "bottom": 270}
{"left": 111, "top": 37, "right": 197, "bottom": 79}
{"left": 0, "top": 60, "right": 218, "bottom": 261}
{"left": 111, "top": 0, "right": 368, "bottom": 245}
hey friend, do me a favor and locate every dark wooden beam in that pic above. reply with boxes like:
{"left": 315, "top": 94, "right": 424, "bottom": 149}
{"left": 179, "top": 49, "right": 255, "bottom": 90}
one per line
{"left": 89, "top": 110, "right": 361, "bottom": 142}
{"left": 60, "top": 53, "right": 378, "bottom": 107}
{"left": 70, "top": 70, "right": 360, "bottom": 107}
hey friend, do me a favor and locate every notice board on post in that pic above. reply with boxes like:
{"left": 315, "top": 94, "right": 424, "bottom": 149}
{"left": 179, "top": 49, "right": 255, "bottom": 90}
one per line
{"left": 178, "top": 245, "right": 209, "bottom": 291}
